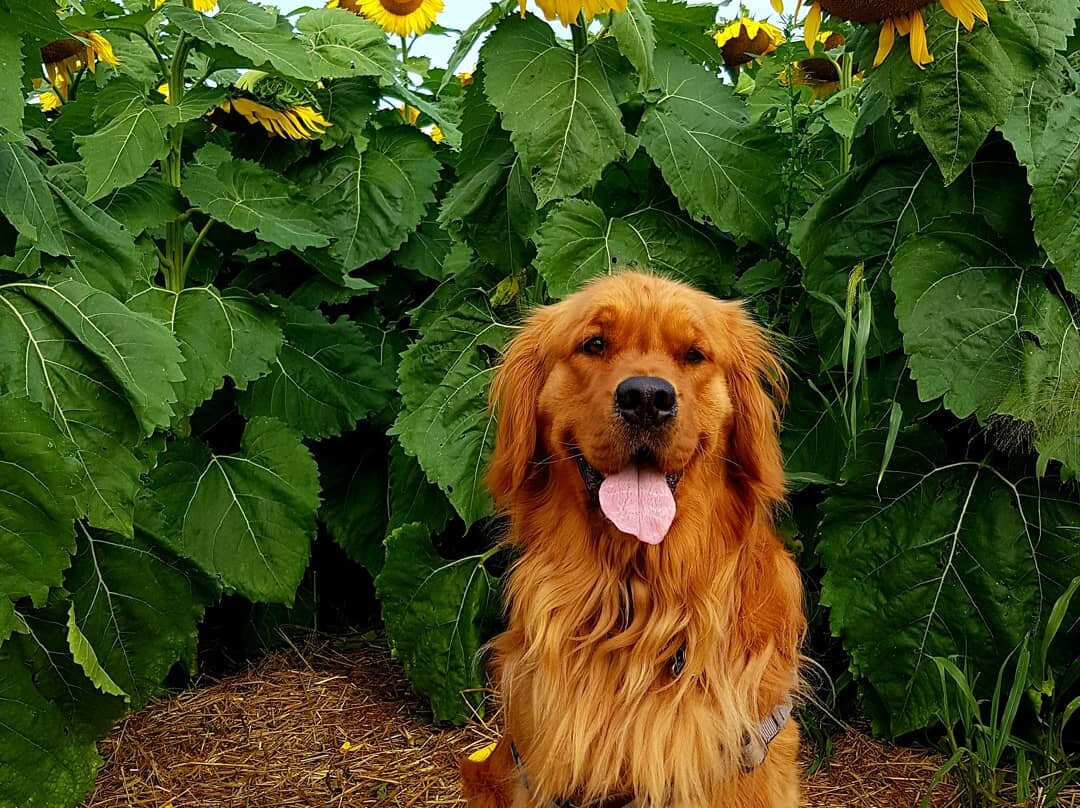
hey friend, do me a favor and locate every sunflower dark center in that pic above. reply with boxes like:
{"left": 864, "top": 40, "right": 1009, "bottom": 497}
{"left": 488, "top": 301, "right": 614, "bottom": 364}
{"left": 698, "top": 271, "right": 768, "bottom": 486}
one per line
{"left": 797, "top": 57, "right": 840, "bottom": 82}
{"left": 819, "top": 0, "right": 933, "bottom": 23}
{"left": 722, "top": 29, "right": 778, "bottom": 67}
{"left": 41, "top": 38, "right": 85, "bottom": 64}
{"left": 380, "top": 0, "right": 424, "bottom": 14}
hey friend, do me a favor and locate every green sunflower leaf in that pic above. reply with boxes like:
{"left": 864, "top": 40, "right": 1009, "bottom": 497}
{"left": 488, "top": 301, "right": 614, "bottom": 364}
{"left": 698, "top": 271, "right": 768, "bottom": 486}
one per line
{"left": 533, "top": 198, "right": 653, "bottom": 299}
{"left": 375, "top": 522, "right": 500, "bottom": 723}
{"left": 637, "top": 48, "right": 785, "bottom": 243}
{"left": 1027, "top": 92, "right": 1080, "bottom": 295}
{"left": 301, "top": 126, "right": 440, "bottom": 274}
{"left": 75, "top": 78, "right": 181, "bottom": 202}
{"left": 892, "top": 216, "right": 1080, "bottom": 476}
{"left": 65, "top": 603, "right": 126, "bottom": 699}
{"left": 611, "top": 0, "right": 656, "bottom": 90}
{"left": 0, "top": 396, "right": 82, "bottom": 614}
{"left": 0, "top": 29, "right": 24, "bottom": 136}
{"left": 127, "top": 285, "right": 283, "bottom": 419}
{"left": 438, "top": 0, "right": 512, "bottom": 93}
{"left": 819, "top": 430, "right": 1043, "bottom": 737}
{"left": 318, "top": 435, "right": 389, "bottom": 576}
{"left": 139, "top": 417, "right": 320, "bottom": 604}
{"left": 645, "top": 0, "right": 721, "bottom": 69}
{"left": 481, "top": 14, "right": 628, "bottom": 206}
{"left": 297, "top": 7, "right": 398, "bottom": 79}
{"left": 66, "top": 524, "right": 218, "bottom": 708}
{"left": 98, "top": 176, "right": 185, "bottom": 236}
{"left": 236, "top": 300, "right": 394, "bottom": 440}
{"left": 388, "top": 441, "right": 454, "bottom": 537}
{"left": 183, "top": 147, "right": 332, "bottom": 251}
{"left": 391, "top": 293, "right": 515, "bottom": 527}
{"left": 167, "top": 0, "right": 318, "bottom": 81}
{"left": 0, "top": 279, "right": 184, "bottom": 534}
{"left": 0, "top": 141, "right": 67, "bottom": 256}
{"left": 871, "top": 5, "right": 1017, "bottom": 184}
{"left": 0, "top": 607, "right": 125, "bottom": 808}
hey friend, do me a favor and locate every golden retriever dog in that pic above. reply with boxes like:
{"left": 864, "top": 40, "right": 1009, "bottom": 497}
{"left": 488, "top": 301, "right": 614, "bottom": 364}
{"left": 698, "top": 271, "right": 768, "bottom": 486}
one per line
{"left": 461, "top": 271, "right": 805, "bottom": 808}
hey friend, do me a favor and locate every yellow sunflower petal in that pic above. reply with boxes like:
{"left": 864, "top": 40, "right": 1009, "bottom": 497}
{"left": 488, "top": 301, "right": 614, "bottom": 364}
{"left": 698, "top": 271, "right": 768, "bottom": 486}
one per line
{"left": 428, "top": 124, "right": 444, "bottom": 143}
{"left": 87, "top": 32, "right": 118, "bottom": 67}
{"left": 193, "top": 0, "right": 218, "bottom": 10}
{"left": 39, "top": 90, "right": 62, "bottom": 111}
{"left": 907, "top": 9, "right": 933, "bottom": 67}
{"left": 873, "top": 18, "right": 896, "bottom": 67}
{"left": 771, "top": 0, "right": 784, "bottom": 12}
{"left": 803, "top": 1, "right": 822, "bottom": 54}
{"left": 940, "top": 0, "right": 974, "bottom": 30}
{"left": 468, "top": 742, "right": 498, "bottom": 763}
{"left": 354, "top": 0, "right": 444, "bottom": 37}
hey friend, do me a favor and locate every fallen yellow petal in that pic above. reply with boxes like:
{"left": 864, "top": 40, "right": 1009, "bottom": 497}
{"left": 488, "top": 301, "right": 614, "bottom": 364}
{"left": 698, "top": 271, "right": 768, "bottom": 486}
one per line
{"left": 468, "top": 742, "right": 498, "bottom": 763}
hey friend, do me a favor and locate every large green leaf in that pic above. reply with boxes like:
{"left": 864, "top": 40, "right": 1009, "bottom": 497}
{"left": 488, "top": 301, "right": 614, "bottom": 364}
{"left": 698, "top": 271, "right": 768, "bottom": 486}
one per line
{"left": 237, "top": 300, "right": 393, "bottom": 439}
{"left": 297, "top": 7, "right": 397, "bottom": 79}
{"left": 0, "top": 280, "right": 184, "bottom": 533}
{"left": 301, "top": 127, "right": 440, "bottom": 274}
{"left": 75, "top": 78, "right": 179, "bottom": 202}
{"left": 0, "top": 29, "right": 24, "bottom": 137}
{"left": 183, "top": 146, "right": 332, "bottom": 251}
{"left": 637, "top": 48, "right": 784, "bottom": 243}
{"left": 481, "top": 14, "right": 628, "bottom": 206}
{"left": 0, "top": 610, "right": 124, "bottom": 808}
{"left": 820, "top": 431, "right": 1043, "bottom": 737}
{"left": 388, "top": 441, "right": 454, "bottom": 537}
{"left": 65, "top": 524, "right": 218, "bottom": 708}
{"left": 141, "top": 417, "right": 320, "bottom": 604}
{"left": 645, "top": 0, "right": 721, "bottom": 69}
{"left": 870, "top": 6, "right": 1017, "bottom": 184}
{"left": 0, "top": 396, "right": 81, "bottom": 612}
{"left": 375, "top": 522, "right": 499, "bottom": 723}
{"left": 167, "top": 0, "right": 318, "bottom": 81}
{"left": 533, "top": 198, "right": 652, "bottom": 298}
{"left": 1001, "top": 57, "right": 1067, "bottom": 168}
{"left": 1028, "top": 92, "right": 1080, "bottom": 294}
{"left": 892, "top": 218, "right": 1080, "bottom": 476}
{"left": 438, "top": 0, "right": 512, "bottom": 93}
{"left": 610, "top": 0, "right": 656, "bottom": 90}
{"left": 0, "top": 140, "right": 66, "bottom": 256}
{"left": 318, "top": 434, "right": 388, "bottom": 575}
{"left": 391, "top": 294, "right": 515, "bottom": 527}
{"left": 128, "top": 285, "right": 283, "bottom": 418}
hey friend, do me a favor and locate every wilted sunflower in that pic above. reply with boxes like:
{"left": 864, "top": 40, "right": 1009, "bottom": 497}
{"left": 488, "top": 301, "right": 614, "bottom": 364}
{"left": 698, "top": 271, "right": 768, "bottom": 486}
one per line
{"left": 219, "top": 72, "right": 331, "bottom": 140}
{"left": 153, "top": 0, "right": 218, "bottom": 10}
{"left": 40, "top": 32, "right": 118, "bottom": 99}
{"left": 781, "top": 32, "right": 851, "bottom": 99}
{"left": 519, "top": 0, "right": 628, "bottom": 26}
{"left": 329, "top": 0, "right": 443, "bottom": 36}
{"left": 796, "top": 0, "right": 998, "bottom": 68}
{"left": 713, "top": 18, "right": 785, "bottom": 67}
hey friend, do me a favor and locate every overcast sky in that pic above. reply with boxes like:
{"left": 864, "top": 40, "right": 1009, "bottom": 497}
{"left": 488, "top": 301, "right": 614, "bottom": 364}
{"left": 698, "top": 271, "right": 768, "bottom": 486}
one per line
{"left": 265, "top": 0, "right": 777, "bottom": 68}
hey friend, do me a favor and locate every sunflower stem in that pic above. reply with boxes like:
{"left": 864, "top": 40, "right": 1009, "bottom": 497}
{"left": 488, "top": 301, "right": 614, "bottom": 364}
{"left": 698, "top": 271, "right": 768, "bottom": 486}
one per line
{"left": 163, "top": 32, "right": 193, "bottom": 292}
{"left": 838, "top": 51, "right": 854, "bottom": 174}
{"left": 571, "top": 12, "right": 589, "bottom": 52}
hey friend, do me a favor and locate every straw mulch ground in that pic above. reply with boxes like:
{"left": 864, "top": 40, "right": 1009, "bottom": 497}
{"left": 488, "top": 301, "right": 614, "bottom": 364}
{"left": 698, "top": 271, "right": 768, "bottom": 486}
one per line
{"left": 83, "top": 640, "right": 963, "bottom": 808}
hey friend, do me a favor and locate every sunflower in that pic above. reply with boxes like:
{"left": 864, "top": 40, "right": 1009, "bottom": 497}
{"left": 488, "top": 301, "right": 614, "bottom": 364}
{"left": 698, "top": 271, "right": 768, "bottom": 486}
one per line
{"left": 40, "top": 32, "right": 118, "bottom": 99}
{"left": 219, "top": 72, "right": 331, "bottom": 140}
{"left": 428, "top": 125, "right": 444, "bottom": 143}
{"left": 713, "top": 18, "right": 785, "bottom": 67}
{"left": 797, "top": 0, "right": 996, "bottom": 68}
{"left": 781, "top": 32, "right": 852, "bottom": 99}
{"left": 153, "top": 0, "right": 218, "bottom": 10}
{"left": 329, "top": 0, "right": 443, "bottom": 37}
{"left": 518, "top": 0, "right": 629, "bottom": 26}
{"left": 457, "top": 71, "right": 473, "bottom": 86}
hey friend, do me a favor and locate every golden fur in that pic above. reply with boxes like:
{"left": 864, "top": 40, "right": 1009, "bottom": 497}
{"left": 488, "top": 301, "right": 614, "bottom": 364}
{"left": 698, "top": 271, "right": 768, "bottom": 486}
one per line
{"left": 461, "top": 272, "right": 806, "bottom": 807}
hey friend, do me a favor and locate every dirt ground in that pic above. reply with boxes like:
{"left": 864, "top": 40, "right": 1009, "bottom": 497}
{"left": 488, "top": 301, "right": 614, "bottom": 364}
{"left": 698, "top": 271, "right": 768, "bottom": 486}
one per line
{"left": 83, "top": 640, "right": 963, "bottom": 808}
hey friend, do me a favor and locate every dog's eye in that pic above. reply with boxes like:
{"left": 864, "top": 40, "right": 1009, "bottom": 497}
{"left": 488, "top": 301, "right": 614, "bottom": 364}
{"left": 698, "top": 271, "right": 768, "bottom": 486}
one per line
{"left": 582, "top": 336, "right": 606, "bottom": 356}
{"left": 685, "top": 347, "right": 707, "bottom": 364}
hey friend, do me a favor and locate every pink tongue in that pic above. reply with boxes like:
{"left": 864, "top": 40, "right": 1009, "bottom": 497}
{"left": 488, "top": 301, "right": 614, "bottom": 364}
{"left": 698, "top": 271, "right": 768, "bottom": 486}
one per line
{"left": 598, "top": 466, "right": 676, "bottom": 545}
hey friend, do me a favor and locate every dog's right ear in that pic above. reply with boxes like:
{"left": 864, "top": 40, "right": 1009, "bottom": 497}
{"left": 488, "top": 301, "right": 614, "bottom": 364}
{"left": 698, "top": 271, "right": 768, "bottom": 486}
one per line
{"left": 487, "top": 310, "right": 549, "bottom": 506}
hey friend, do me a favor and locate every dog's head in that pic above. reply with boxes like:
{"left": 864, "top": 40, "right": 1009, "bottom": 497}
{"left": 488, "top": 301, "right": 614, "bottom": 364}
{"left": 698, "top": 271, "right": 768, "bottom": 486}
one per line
{"left": 488, "top": 271, "right": 785, "bottom": 544}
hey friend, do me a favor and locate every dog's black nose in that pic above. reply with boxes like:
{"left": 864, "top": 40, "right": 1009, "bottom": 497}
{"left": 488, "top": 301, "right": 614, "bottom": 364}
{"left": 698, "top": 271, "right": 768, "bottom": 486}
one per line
{"left": 615, "top": 376, "right": 677, "bottom": 429}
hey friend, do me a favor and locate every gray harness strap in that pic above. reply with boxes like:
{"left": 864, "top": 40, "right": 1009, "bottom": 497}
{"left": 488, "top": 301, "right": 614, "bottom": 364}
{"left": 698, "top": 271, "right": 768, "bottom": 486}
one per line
{"left": 511, "top": 699, "right": 793, "bottom": 807}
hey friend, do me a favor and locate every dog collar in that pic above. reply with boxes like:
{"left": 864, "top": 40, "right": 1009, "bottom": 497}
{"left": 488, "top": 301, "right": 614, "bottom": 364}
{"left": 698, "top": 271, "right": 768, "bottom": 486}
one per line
{"left": 509, "top": 698, "right": 792, "bottom": 806}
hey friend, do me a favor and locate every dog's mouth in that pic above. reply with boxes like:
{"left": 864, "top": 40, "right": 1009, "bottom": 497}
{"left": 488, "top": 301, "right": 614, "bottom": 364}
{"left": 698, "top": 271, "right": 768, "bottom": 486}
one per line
{"left": 577, "top": 450, "right": 683, "bottom": 545}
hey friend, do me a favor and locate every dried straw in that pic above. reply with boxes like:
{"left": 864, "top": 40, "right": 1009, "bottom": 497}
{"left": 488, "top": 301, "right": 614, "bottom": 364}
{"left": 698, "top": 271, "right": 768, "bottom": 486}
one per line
{"left": 80, "top": 640, "right": 1038, "bottom": 808}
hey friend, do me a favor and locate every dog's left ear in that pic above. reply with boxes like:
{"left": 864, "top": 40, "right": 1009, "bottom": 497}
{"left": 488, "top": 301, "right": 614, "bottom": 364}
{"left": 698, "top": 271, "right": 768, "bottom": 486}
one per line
{"left": 720, "top": 302, "right": 787, "bottom": 510}
{"left": 487, "top": 309, "right": 550, "bottom": 506}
